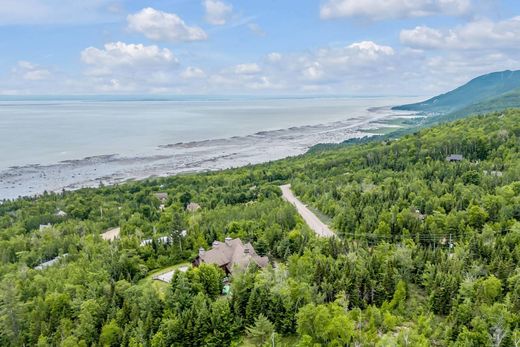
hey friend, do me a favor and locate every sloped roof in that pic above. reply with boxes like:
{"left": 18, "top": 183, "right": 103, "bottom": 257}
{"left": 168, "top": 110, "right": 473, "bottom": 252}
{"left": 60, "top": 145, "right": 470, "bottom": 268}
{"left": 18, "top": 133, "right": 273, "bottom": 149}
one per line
{"left": 140, "top": 236, "right": 173, "bottom": 247}
{"left": 154, "top": 192, "right": 168, "bottom": 201}
{"left": 186, "top": 202, "right": 201, "bottom": 212}
{"left": 34, "top": 254, "right": 68, "bottom": 270}
{"left": 446, "top": 154, "right": 463, "bottom": 161}
{"left": 199, "top": 238, "right": 268, "bottom": 273}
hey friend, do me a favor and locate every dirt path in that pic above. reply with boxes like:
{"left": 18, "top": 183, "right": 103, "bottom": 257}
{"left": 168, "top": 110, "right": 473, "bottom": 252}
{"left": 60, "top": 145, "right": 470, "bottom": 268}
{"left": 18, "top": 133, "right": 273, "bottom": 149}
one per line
{"left": 280, "top": 184, "right": 335, "bottom": 238}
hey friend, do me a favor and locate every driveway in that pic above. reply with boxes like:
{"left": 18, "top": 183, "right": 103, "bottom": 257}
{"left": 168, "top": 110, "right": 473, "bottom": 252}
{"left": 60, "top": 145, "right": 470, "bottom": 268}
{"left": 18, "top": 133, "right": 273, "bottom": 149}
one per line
{"left": 280, "top": 184, "right": 335, "bottom": 238}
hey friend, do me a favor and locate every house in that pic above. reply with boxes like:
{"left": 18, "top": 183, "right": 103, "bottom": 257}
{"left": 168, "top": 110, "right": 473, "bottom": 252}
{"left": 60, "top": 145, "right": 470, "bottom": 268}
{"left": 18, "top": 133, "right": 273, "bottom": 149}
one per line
{"left": 140, "top": 236, "right": 173, "bottom": 247}
{"left": 193, "top": 237, "right": 269, "bottom": 275}
{"left": 414, "top": 209, "right": 426, "bottom": 221}
{"left": 34, "top": 254, "right": 68, "bottom": 271}
{"left": 154, "top": 192, "right": 168, "bottom": 203}
{"left": 55, "top": 210, "right": 67, "bottom": 217}
{"left": 483, "top": 170, "right": 503, "bottom": 177}
{"left": 186, "top": 202, "right": 201, "bottom": 212}
{"left": 39, "top": 223, "right": 52, "bottom": 231}
{"left": 446, "top": 154, "right": 463, "bottom": 162}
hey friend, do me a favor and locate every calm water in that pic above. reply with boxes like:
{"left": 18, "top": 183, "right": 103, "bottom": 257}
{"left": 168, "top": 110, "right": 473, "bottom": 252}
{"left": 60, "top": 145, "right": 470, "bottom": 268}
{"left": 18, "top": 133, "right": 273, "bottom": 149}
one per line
{"left": 0, "top": 96, "right": 416, "bottom": 170}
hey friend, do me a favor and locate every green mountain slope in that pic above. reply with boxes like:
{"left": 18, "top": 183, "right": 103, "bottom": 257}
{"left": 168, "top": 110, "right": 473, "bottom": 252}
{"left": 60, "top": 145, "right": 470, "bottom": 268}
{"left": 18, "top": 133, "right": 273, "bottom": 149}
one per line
{"left": 310, "top": 70, "right": 520, "bottom": 153}
{"left": 394, "top": 70, "right": 520, "bottom": 114}
{"left": 447, "top": 87, "right": 520, "bottom": 118}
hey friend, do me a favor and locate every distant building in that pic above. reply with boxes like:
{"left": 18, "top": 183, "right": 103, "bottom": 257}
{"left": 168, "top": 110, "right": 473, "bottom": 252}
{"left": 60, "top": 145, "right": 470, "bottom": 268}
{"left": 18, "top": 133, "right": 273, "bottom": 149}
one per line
{"left": 483, "top": 170, "right": 503, "bottom": 177}
{"left": 39, "top": 223, "right": 52, "bottom": 231}
{"left": 446, "top": 154, "right": 463, "bottom": 162}
{"left": 154, "top": 192, "right": 168, "bottom": 203}
{"left": 34, "top": 254, "right": 68, "bottom": 271}
{"left": 153, "top": 265, "right": 189, "bottom": 283}
{"left": 55, "top": 210, "right": 67, "bottom": 217}
{"left": 193, "top": 238, "right": 269, "bottom": 275}
{"left": 186, "top": 202, "right": 201, "bottom": 213}
{"left": 140, "top": 236, "right": 173, "bottom": 247}
{"left": 414, "top": 209, "right": 426, "bottom": 221}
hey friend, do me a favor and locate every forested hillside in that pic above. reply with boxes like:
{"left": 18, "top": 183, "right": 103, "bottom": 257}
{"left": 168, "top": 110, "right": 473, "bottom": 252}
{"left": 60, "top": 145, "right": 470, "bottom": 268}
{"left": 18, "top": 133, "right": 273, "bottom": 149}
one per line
{"left": 1, "top": 110, "right": 520, "bottom": 346}
{"left": 394, "top": 70, "right": 520, "bottom": 114}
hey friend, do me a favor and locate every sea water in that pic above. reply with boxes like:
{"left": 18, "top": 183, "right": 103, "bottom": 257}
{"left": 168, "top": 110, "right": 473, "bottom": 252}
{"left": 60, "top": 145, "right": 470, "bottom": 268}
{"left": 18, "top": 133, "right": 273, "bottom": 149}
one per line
{"left": 0, "top": 95, "right": 419, "bottom": 199}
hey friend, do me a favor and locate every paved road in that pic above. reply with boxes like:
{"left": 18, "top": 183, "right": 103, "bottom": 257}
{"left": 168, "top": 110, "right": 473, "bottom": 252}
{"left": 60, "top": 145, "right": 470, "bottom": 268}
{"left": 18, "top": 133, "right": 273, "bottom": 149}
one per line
{"left": 280, "top": 184, "right": 335, "bottom": 238}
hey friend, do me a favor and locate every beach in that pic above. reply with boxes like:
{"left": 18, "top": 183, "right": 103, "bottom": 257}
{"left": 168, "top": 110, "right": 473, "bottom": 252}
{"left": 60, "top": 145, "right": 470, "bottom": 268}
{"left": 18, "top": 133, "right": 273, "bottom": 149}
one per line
{"left": 0, "top": 96, "right": 419, "bottom": 200}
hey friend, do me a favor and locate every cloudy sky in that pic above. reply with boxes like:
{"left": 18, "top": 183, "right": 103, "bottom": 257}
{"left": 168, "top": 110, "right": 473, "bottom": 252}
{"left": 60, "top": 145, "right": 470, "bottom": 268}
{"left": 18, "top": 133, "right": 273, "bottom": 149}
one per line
{"left": 1, "top": 0, "right": 519, "bottom": 96}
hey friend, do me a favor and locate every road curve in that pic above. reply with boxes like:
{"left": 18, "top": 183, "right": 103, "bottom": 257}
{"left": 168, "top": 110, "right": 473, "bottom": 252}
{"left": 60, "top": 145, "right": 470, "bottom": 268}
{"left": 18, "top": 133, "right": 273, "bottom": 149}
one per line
{"left": 280, "top": 184, "right": 335, "bottom": 238}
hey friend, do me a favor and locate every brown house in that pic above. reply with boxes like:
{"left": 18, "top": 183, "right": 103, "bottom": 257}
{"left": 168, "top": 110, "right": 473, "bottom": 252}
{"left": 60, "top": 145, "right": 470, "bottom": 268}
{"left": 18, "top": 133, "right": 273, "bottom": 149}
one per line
{"left": 154, "top": 192, "right": 168, "bottom": 203}
{"left": 193, "top": 238, "right": 268, "bottom": 275}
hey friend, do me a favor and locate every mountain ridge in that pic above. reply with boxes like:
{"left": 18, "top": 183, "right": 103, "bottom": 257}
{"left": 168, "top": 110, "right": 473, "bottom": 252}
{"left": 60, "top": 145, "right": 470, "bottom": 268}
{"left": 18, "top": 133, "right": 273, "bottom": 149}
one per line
{"left": 393, "top": 69, "right": 520, "bottom": 114}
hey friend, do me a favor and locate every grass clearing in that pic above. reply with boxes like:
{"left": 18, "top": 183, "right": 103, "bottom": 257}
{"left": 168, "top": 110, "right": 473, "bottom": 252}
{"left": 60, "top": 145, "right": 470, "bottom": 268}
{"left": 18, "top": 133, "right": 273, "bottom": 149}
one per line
{"left": 137, "top": 262, "right": 191, "bottom": 298}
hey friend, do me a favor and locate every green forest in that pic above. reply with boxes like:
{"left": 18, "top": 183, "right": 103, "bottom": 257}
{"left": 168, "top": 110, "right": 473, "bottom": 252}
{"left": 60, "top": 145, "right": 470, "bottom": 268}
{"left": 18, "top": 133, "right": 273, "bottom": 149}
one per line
{"left": 1, "top": 110, "right": 520, "bottom": 346}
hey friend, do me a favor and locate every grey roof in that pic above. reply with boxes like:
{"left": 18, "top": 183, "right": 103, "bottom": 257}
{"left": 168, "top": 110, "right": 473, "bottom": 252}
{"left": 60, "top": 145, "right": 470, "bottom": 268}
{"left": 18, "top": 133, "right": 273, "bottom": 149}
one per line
{"left": 55, "top": 210, "right": 67, "bottom": 217}
{"left": 39, "top": 223, "right": 52, "bottom": 231}
{"left": 446, "top": 154, "right": 463, "bottom": 161}
{"left": 34, "top": 254, "right": 68, "bottom": 270}
{"left": 140, "top": 236, "right": 173, "bottom": 247}
{"left": 198, "top": 238, "right": 268, "bottom": 273}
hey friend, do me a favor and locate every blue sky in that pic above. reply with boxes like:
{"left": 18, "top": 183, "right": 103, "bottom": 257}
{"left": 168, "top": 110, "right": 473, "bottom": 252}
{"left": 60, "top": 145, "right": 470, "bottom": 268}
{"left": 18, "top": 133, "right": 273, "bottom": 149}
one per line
{"left": 1, "top": 0, "right": 519, "bottom": 95}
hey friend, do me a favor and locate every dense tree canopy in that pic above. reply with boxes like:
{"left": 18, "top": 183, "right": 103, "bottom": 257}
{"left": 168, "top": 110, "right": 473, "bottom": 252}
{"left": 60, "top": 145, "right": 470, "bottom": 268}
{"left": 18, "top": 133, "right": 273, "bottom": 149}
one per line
{"left": 0, "top": 110, "right": 519, "bottom": 346}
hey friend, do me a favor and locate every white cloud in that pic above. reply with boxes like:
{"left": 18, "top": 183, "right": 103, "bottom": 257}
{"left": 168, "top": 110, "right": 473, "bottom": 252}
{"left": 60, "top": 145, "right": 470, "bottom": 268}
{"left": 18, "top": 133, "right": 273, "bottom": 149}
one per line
{"left": 248, "top": 76, "right": 276, "bottom": 90}
{"left": 0, "top": 0, "right": 119, "bottom": 25}
{"left": 306, "top": 41, "right": 394, "bottom": 72}
{"left": 233, "top": 63, "right": 261, "bottom": 75}
{"left": 302, "top": 62, "right": 324, "bottom": 80}
{"left": 127, "top": 8, "right": 207, "bottom": 42}
{"left": 347, "top": 41, "right": 395, "bottom": 59}
{"left": 320, "top": 0, "right": 472, "bottom": 20}
{"left": 248, "top": 23, "right": 266, "bottom": 36}
{"left": 267, "top": 52, "right": 282, "bottom": 63}
{"left": 401, "top": 17, "right": 520, "bottom": 50}
{"left": 13, "top": 61, "right": 51, "bottom": 80}
{"left": 203, "top": 0, "right": 233, "bottom": 25}
{"left": 80, "top": 42, "right": 178, "bottom": 92}
{"left": 81, "top": 42, "right": 176, "bottom": 72}
{"left": 181, "top": 67, "right": 206, "bottom": 79}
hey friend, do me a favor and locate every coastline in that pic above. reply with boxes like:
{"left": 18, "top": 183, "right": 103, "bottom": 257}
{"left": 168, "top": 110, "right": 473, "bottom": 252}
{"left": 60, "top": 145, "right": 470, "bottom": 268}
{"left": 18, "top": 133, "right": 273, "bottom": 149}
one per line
{"left": 0, "top": 105, "right": 416, "bottom": 200}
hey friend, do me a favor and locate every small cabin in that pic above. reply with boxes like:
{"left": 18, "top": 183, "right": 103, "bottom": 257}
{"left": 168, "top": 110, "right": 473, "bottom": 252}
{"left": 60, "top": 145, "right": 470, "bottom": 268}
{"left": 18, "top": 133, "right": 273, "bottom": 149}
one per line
{"left": 154, "top": 192, "right": 169, "bottom": 203}
{"left": 55, "top": 210, "right": 67, "bottom": 217}
{"left": 446, "top": 154, "right": 463, "bottom": 162}
{"left": 34, "top": 254, "right": 68, "bottom": 270}
{"left": 140, "top": 236, "right": 173, "bottom": 247}
{"left": 39, "top": 223, "right": 52, "bottom": 231}
{"left": 186, "top": 202, "right": 201, "bottom": 213}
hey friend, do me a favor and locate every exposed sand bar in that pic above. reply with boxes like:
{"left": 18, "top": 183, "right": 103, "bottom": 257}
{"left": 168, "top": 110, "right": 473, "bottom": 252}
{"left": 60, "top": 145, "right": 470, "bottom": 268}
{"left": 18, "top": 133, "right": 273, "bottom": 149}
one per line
{"left": 0, "top": 106, "right": 416, "bottom": 200}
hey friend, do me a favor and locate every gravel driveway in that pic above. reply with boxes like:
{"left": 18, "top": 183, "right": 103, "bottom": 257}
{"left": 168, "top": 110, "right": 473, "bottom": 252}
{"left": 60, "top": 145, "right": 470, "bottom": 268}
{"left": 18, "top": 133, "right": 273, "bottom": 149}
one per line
{"left": 280, "top": 184, "right": 335, "bottom": 238}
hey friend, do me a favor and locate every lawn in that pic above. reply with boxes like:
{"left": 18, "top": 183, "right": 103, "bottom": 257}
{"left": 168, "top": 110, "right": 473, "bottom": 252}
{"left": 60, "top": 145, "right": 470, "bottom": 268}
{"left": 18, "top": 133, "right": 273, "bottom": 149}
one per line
{"left": 137, "top": 262, "right": 191, "bottom": 298}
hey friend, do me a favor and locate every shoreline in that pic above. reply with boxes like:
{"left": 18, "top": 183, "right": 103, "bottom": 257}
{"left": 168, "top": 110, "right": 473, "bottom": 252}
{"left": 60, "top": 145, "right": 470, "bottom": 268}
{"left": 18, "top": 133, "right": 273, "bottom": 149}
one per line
{"left": 0, "top": 106, "right": 417, "bottom": 201}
